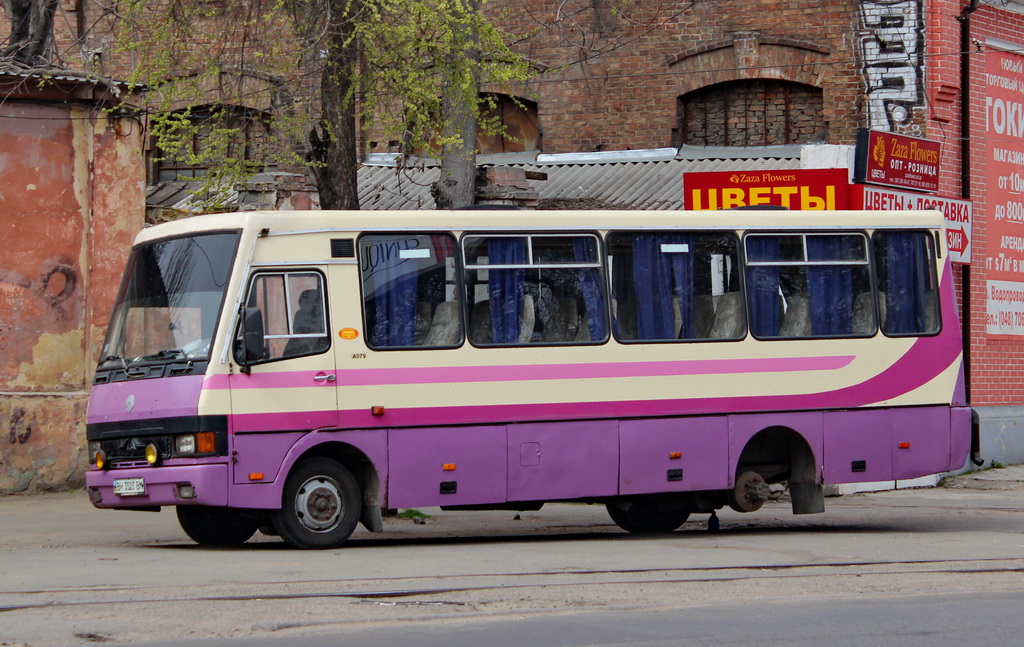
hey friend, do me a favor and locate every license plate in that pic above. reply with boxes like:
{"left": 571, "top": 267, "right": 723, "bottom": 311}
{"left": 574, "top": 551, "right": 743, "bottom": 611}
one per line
{"left": 113, "top": 478, "right": 146, "bottom": 496}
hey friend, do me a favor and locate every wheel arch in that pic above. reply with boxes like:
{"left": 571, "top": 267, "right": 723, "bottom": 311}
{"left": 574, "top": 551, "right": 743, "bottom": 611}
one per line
{"left": 277, "top": 431, "right": 387, "bottom": 532}
{"left": 732, "top": 419, "right": 825, "bottom": 515}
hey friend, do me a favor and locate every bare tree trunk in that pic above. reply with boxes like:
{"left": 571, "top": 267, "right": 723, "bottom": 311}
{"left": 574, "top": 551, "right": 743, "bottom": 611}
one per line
{"left": 431, "top": 0, "right": 481, "bottom": 210}
{"left": 307, "top": 0, "right": 360, "bottom": 210}
{"left": 2, "top": 0, "right": 59, "bottom": 64}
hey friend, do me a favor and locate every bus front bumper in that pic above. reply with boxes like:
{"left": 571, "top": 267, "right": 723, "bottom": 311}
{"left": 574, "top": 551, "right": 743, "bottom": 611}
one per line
{"left": 85, "top": 464, "right": 228, "bottom": 509}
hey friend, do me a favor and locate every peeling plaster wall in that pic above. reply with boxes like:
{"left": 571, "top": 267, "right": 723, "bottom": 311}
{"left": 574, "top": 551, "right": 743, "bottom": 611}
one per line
{"left": 0, "top": 98, "right": 143, "bottom": 493}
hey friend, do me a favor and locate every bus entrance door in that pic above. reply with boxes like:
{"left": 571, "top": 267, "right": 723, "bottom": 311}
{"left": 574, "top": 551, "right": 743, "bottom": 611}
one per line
{"left": 229, "top": 269, "right": 339, "bottom": 485}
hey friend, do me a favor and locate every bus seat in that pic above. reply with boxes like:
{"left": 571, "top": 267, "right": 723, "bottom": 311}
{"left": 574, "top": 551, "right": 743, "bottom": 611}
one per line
{"left": 780, "top": 294, "right": 811, "bottom": 337}
{"left": 518, "top": 294, "right": 536, "bottom": 344}
{"left": 925, "top": 293, "right": 938, "bottom": 332}
{"left": 672, "top": 296, "right": 682, "bottom": 339}
{"left": 611, "top": 298, "right": 638, "bottom": 340}
{"left": 693, "top": 295, "right": 716, "bottom": 338}
{"left": 423, "top": 301, "right": 461, "bottom": 346}
{"left": 470, "top": 300, "right": 492, "bottom": 344}
{"left": 541, "top": 298, "right": 580, "bottom": 342}
{"left": 414, "top": 302, "right": 433, "bottom": 345}
{"left": 574, "top": 318, "right": 591, "bottom": 342}
{"left": 709, "top": 292, "right": 744, "bottom": 339}
{"left": 852, "top": 292, "right": 876, "bottom": 335}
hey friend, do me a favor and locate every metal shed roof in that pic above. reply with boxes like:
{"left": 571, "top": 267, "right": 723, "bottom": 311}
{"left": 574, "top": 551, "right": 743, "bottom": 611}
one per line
{"left": 358, "top": 146, "right": 802, "bottom": 210}
{"left": 148, "top": 146, "right": 804, "bottom": 212}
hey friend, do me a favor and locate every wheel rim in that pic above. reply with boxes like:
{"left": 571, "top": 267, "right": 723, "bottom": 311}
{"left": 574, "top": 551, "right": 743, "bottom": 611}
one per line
{"left": 294, "top": 475, "right": 345, "bottom": 533}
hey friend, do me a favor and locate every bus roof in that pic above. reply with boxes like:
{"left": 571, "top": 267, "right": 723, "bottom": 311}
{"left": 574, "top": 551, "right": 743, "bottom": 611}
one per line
{"left": 134, "top": 209, "right": 948, "bottom": 246}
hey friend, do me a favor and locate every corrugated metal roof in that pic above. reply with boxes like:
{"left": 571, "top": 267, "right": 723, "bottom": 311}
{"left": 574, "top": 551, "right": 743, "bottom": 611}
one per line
{"left": 149, "top": 148, "right": 803, "bottom": 212}
{"left": 358, "top": 152, "right": 802, "bottom": 210}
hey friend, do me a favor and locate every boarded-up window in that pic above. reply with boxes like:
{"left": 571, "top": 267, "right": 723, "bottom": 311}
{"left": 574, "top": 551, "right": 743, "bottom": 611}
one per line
{"left": 677, "top": 80, "right": 825, "bottom": 147}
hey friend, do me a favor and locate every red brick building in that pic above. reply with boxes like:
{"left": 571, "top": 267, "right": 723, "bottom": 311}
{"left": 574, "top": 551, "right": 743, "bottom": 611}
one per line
{"left": 3, "top": 0, "right": 1023, "bottom": 487}
{"left": 0, "top": 64, "right": 144, "bottom": 493}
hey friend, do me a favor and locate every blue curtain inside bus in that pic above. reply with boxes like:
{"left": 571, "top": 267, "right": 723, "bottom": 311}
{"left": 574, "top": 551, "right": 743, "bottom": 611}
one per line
{"left": 573, "top": 237, "right": 608, "bottom": 341}
{"left": 632, "top": 234, "right": 694, "bottom": 339}
{"left": 806, "top": 236, "right": 854, "bottom": 336}
{"left": 746, "top": 237, "right": 782, "bottom": 337}
{"left": 371, "top": 259, "right": 418, "bottom": 347}
{"left": 883, "top": 232, "right": 931, "bottom": 334}
{"left": 488, "top": 238, "right": 527, "bottom": 343}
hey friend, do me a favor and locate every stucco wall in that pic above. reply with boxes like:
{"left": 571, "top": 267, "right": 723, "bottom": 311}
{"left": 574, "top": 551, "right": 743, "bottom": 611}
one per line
{"left": 0, "top": 92, "right": 143, "bottom": 493}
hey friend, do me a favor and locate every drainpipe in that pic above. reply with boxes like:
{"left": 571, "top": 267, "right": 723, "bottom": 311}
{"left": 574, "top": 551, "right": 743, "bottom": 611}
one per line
{"left": 958, "top": 0, "right": 985, "bottom": 467}
{"left": 957, "top": 0, "right": 980, "bottom": 403}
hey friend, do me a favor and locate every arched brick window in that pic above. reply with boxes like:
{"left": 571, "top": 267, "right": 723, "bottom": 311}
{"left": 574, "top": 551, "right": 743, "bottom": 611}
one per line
{"left": 677, "top": 80, "right": 824, "bottom": 147}
{"left": 477, "top": 93, "right": 540, "bottom": 154}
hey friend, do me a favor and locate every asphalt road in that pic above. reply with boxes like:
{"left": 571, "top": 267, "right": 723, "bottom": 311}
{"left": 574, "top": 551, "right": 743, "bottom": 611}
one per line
{"left": 1, "top": 467, "right": 1022, "bottom": 647}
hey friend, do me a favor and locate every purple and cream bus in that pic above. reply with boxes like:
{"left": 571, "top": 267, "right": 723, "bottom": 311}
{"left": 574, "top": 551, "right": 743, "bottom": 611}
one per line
{"left": 85, "top": 209, "right": 972, "bottom": 548}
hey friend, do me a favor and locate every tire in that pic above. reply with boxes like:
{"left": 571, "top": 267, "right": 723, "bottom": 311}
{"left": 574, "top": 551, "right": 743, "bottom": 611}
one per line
{"left": 176, "top": 506, "right": 259, "bottom": 546}
{"left": 606, "top": 498, "right": 691, "bottom": 534}
{"left": 272, "top": 457, "right": 362, "bottom": 549}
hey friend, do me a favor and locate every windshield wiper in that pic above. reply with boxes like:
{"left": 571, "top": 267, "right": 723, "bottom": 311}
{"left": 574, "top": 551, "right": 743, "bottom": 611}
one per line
{"left": 101, "top": 355, "right": 129, "bottom": 370}
{"left": 136, "top": 349, "right": 187, "bottom": 361}
{"left": 101, "top": 354, "right": 145, "bottom": 378}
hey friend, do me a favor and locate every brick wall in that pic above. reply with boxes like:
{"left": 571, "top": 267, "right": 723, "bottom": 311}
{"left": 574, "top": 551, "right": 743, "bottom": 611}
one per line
{"left": 486, "top": 0, "right": 868, "bottom": 152}
{"left": 951, "top": 4, "right": 1024, "bottom": 406}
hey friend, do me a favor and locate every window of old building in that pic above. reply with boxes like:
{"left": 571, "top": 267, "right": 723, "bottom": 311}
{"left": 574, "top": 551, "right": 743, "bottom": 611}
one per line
{"left": 677, "top": 80, "right": 825, "bottom": 147}
{"left": 477, "top": 93, "right": 540, "bottom": 154}
{"left": 151, "top": 106, "right": 273, "bottom": 182}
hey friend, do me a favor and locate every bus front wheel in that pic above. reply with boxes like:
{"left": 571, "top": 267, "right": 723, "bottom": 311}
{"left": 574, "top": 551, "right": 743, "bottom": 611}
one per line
{"left": 606, "top": 498, "right": 691, "bottom": 533}
{"left": 176, "top": 506, "right": 260, "bottom": 546}
{"left": 273, "top": 457, "right": 362, "bottom": 549}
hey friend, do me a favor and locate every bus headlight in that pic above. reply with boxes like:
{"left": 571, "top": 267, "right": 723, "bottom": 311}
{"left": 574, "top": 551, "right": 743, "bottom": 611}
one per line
{"left": 174, "top": 432, "right": 216, "bottom": 457}
{"left": 88, "top": 441, "right": 101, "bottom": 464}
{"left": 145, "top": 443, "right": 160, "bottom": 465}
{"left": 175, "top": 434, "right": 197, "bottom": 455}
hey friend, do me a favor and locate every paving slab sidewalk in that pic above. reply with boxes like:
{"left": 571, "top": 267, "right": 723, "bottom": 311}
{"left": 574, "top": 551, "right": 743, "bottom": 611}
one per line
{"left": 943, "top": 464, "right": 1024, "bottom": 490}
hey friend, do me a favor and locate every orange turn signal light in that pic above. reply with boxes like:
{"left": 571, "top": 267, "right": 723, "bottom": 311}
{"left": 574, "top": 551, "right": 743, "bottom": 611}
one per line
{"left": 898, "top": 441, "right": 911, "bottom": 449}
{"left": 669, "top": 452, "right": 682, "bottom": 460}
{"left": 249, "top": 472, "right": 264, "bottom": 481}
{"left": 196, "top": 431, "right": 216, "bottom": 454}
{"left": 443, "top": 463, "right": 456, "bottom": 471}
{"left": 371, "top": 406, "right": 386, "bottom": 416}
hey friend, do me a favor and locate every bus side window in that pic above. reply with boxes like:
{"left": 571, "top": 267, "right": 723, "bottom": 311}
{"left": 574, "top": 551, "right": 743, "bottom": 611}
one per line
{"left": 359, "top": 233, "right": 461, "bottom": 349}
{"left": 463, "top": 234, "right": 608, "bottom": 346}
{"left": 242, "top": 272, "right": 330, "bottom": 361}
{"left": 607, "top": 232, "right": 744, "bottom": 342}
{"left": 745, "top": 233, "right": 874, "bottom": 339}
{"left": 873, "top": 230, "right": 940, "bottom": 336}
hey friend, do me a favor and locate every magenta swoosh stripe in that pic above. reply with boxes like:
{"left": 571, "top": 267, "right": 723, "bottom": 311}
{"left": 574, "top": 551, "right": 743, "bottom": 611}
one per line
{"left": 228, "top": 328, "right": 963, "bottom": 432}
{"left": 208, "top": 355, "right": 855, "bottom": 390}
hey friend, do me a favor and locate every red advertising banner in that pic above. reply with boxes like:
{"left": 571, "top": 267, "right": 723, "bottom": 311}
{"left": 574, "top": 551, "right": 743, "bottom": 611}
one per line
{"left": 985, "top": 47, "right": 1024, "bottom": 337}
{"left": 853, "top": 129, "right": 941, "bottom": 193}
{"left": 850, "top": 185, "right": 973, "bottom": 264}
{"left": 683, "top": 169, "right": 850, "bottom": 210}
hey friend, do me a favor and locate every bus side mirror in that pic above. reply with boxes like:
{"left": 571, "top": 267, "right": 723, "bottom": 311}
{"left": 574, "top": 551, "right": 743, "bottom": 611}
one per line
{"left": 236, "top": 306, "right": 268, "bottom": 371}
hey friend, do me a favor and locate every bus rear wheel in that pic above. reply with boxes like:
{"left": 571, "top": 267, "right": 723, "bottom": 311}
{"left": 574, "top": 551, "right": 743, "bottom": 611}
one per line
{"left": 176, "top": 506, "right": 260, "bottom": 546}
{"left": 272, "top": 457, "right": 362, "bottom": 549}
{"left": 606, "top": 498, "right": 691, "bottom": 533}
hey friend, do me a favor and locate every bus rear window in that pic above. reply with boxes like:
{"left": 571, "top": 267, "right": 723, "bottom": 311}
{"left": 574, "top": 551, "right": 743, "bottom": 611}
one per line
{"left": 873, "top": 231, "right": 940, "bottom": 336}
{"left": 745, "top": 233, "right": 874, "bottom": 339}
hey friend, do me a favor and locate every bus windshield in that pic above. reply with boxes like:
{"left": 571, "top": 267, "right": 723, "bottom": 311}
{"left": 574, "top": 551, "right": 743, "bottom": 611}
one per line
{"left": 101, "top": 231, "right": 240, "bottom": 365}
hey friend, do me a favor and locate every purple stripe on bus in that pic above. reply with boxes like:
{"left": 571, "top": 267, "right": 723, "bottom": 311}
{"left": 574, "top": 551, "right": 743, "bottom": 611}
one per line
{"left": 226, "top": 331, "right": 962, "bottom": 432}
{"left": 87, "top": 375, "right": 205, "bottom": 424}
{"left": 205, "top": 355, "right": 856, "bottom": 391}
